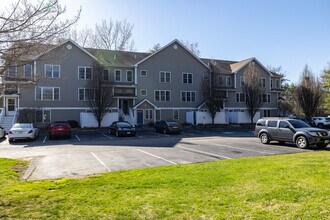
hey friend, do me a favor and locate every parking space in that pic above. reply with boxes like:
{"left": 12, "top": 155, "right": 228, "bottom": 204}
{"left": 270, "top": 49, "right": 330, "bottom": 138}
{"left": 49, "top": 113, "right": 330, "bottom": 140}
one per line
{"left": 0, "top": 128, "right": 322, "bottom": 180}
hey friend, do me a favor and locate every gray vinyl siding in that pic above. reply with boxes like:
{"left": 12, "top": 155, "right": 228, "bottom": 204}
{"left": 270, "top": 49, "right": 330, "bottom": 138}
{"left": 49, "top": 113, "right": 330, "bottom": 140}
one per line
{"left": 136, "top": 42, "right": 209, "bottom": 108}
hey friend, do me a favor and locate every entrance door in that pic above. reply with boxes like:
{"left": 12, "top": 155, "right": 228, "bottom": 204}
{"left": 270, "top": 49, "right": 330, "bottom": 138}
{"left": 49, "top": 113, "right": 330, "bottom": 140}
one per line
{"left": 137, "top": 110, "right": 143, "bottom": 125}
{"left": 6, "top": 98, "right": 16, "bottom": 116}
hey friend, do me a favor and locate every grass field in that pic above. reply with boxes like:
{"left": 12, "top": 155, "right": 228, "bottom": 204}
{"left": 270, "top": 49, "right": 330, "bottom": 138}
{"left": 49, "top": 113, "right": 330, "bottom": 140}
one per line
{"left": 0, "top": 151, "right": 329, "bottom": 219}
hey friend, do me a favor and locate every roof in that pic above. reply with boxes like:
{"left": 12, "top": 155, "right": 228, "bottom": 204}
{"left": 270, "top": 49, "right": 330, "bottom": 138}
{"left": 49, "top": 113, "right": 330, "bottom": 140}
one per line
{"left": 85, "top": 48, "right": 150, "bottom": 67}
{"left": 133, "top": 99, "right": 158, "bottom": 109}
{"left": 201, "top": 58, "right": 237, "bottom": 74}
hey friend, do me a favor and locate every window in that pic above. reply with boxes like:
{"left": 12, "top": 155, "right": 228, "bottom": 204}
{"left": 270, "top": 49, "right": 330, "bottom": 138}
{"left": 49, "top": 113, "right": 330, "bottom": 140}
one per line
{"left": 260, "top": 94, "right": 271, "bottom": 103}
{"left": 259, "top": 78, "right": 266, "bottom": 87}
{"left": 140, "top": 70, "right": 147, "bottom": 76}
{"left": 78, "top": 66, "right": 92, "bottom": 79}
{"left": 103, "top": 70, "right": 109, "bottom": 81}
{"left": 155, "top": 90, "right": 170, "bottom": 102}
{"left": 218, "top": 76, "right": 223, "bottom": 86}
{"left": 173, "top": 110, "right": 179, "bottom": 120}
{"left": 226, "top": 76, "right": 232, "bottom": 87}
{"left": 78, "top": 88, "right": 95, "bottom": 101}
{"left": 276, "top": 79, "right": 280, "bottom": 88}
{"left": 114, "top": 69, "right": 121, "bottom": 81}
{"left": 264, "top": 109, "right": 271, "bottom": 117}
{"left": 271, "top": 79, "right": 273, "bottom": 88}
{"left": 203, "top": 74, "right": 209, "bottom": 81}
{"left": 181, "top": 91, "right": 196, "bottom": 102}
{"left": 45, "top": 64, "right": 60, "bottom": 78}
{"left": 156, "top": 110, "right": 161, "bottom": 121}
{"left": 182, "top": 73, "right": 193, "bottom": 84}
{"left": 267, "top": 120, "right": 277, "bottom": 127}
{"left": 8, "top": 66, "right": 17, "bottom": 77}
{"left": 240, "top": 76, "right": 245, "bottom": 86}
{"left": 126, "top": 70, "right": 133, "bottom": 82}
{"left": 35, "top": 87, "right": 60, "bottom": 100}
{"left": 140, "top": 89, "right": 147, "bottom": 96}
{"left": 279, "top": 121, "right": 290, "bottom": 128}
{"left": 23, "top": 64, "right": 33, "bottom": 78}
{"left": 236, "top": 93, "right": 246, "bottom": 103}
{"left": 36, "top": 109, "right": 51, "bottom": 123}
{"left": 160, "top": 71, "right": 171, "bottom": 83}
{"left": 145, "top": 109, "right": 153, "bottom": 120}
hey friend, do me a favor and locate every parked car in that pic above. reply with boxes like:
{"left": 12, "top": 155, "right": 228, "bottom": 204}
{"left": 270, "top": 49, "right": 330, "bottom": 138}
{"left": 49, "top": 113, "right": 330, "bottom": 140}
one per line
{"left": 109, "top": 121, "right": 136, "bottom": 137}
{"left": 312, "top": 117, "right": 330, "bottom": 128}
{"left": 49, "top": 121, "right": 72, "bottom": 139}
{"left": 8, "top": 123, "right": 39, "bottom": 142}
{"left": 0, "top": 126, "right": 5, "bottom": 139}
{"left": 154, "top": 121, "right": 181, "bottom": 134}
{"left": 255, "top": 117, "right": 329, "bottom": 149}
{"left": 300, "top": 118, "right": 316, "bottom": 127}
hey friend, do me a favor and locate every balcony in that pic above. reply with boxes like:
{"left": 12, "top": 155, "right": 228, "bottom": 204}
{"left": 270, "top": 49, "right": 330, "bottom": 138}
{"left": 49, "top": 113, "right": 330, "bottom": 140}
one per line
{"left": 113, "top": 87, "right": 137, "bottom": 98}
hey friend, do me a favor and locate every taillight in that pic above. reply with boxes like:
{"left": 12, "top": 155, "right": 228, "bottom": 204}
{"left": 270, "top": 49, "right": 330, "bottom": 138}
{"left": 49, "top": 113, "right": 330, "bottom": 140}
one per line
{"left": 8, "top": 130, "right": 12, "bottom": 134}
{"left": 28, "top": 130, "right": 33, "bottom": 134}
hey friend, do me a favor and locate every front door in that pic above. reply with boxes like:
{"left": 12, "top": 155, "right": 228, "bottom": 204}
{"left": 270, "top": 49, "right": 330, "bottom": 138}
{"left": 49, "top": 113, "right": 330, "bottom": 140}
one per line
{"left": 137, "top": 110, "right": 143, "bottom": 125}
{"left": 6, "top": 98, "right": 16, "bottom": 116}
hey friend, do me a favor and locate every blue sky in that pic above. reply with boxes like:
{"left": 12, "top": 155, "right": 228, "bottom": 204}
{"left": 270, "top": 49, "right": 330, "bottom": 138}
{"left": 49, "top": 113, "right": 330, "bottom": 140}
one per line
{"left": 62, "top": 0, "right": 330, "bottom": 83}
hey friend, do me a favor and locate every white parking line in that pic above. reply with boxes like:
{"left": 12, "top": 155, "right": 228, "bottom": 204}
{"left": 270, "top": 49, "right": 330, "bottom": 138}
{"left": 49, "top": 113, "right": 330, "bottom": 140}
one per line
{"left": 43, "top": 136, "right": 47, "bottom": 144}
{"left": 91, "top": 152, "right": 111, "bottom": 171}
{"left": 211, "top": 143, "right": 274, "bottom": 155}
{"left": 137, "top": 149, "right": 177, "bottom": 165}
{"left": 75, "top": 135, "right": 80, "bottom": 141}
{"left": 101, "top": 133, "right": 114, "bottom": 139}
{"left": 177, "top": 145, "right": 232, "bottom": 159}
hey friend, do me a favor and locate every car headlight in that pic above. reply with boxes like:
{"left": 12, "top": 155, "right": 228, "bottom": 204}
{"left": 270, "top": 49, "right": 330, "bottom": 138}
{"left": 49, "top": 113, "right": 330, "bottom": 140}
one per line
{"left": 308, "top": 132, "right": 319, "bottom": 136}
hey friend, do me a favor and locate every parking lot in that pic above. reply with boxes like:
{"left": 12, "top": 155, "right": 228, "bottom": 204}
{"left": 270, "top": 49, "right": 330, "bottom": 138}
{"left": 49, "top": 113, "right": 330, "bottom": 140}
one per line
{"left": 0, "top": 128, "right": 321, "bottom": 180}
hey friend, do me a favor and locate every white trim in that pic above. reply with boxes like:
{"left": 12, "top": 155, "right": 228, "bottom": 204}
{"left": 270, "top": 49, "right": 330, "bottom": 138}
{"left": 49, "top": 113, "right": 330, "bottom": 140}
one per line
{"left": 33, "top": 61, "right": 37, "bottom": 81}
{"left": 240, "top": 76, "right": 245, "bottom": 86}
{"left": 173, "top": 109, "right": 179, "bottom": 120}
{"left": 134, "top": 67, "right": 138, "bottom": 85}
{"left": 140, "top": 89, "right": 147, "bottom": 96}
{"left": 45, "top": 64, "right": 61, "bottom": 78}
{"left": 126, "top": 70, "right": 133, "bottom": 82}
{"left": 155, "top": 109, "right": 161, "bottom": 121}
{"left": 234, "top": 74, "right": 236, "bottom": 89}
{"left": 223, "top": 107, "right": 278, "bottom": 110}
{"left": 159, "top": 71, "right": 171, "bottom": 83}
{"left": 180, "top": 91, "right": 196, "bottom": 102}
{"left": 114, "top": 69, "right": 122, "bottom": 82}
{"left": 182, "top": 72, "right": 193, "bottom": 84}
{"left": 140, "top": 70, "right": 147, "bottom": 77}
{"left": 7, "top": 66, "right": 17, "bottom": 77}
{"left": 234, "top": 57, "right": 273, "bottom": 77}
{"left": 19, "top": 107, "right": 118, "bottom": 110}
{"left": 23, "top": 64, "right": 33, "bottom": 79}
{"left": 134, "top": 39, "right": 210, "bottom": 70}
{"left": 154, "top": 90, "right": 171, "bottom": 102}
{"left": 144, "top": 109, "right": 153, "bottom": 120}
{"left": 226, "top": 76, "right": 232, "bottom": 87}
{"left": 133, "top": 99, "right": 158, "bottom": 109}
{"left": 35, "top": 86, "right": 60, "bottom": 101}
{"left": 259, "top": 77, "right": 266, "bottom": 87}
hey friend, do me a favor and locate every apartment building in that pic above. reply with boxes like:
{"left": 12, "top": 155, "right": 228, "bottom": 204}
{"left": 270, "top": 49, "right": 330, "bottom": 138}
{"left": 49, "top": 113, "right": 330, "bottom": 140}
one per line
{"left": 0, "top": 39, "right": 282, "bottom": 129}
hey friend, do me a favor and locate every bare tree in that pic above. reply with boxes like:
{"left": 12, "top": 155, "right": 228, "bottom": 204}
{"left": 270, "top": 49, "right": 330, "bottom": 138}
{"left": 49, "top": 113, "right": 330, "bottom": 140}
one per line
{"left": 180, "top": 40, "right": 201, "bottom": 56}
{"left": 87, "top": 63, "right": 114, "bottom": 128}
{"left": 293, "top": 65, "right": 323, "bottom": 118}
{"left": 67, "top": 19, "right": 135, "bottom": 51}
{"left": 243, "top": 62, "right": 262, "bottom": 123}
{"left": 0, "top": 0, "right": 81, "bottom": 75}
{"left": 148, "top": 43, "right": 161, "bottom": 53}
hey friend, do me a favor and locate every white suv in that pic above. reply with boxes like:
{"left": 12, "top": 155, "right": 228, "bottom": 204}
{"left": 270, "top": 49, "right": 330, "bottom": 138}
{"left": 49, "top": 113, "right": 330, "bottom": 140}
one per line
{"left": 312, "top": 117, "right": 330, "bottom": 128}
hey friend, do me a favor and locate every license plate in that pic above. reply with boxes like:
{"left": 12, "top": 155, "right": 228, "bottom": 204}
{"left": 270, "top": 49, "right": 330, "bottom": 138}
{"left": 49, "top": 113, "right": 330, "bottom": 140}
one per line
{"left": 127, "top": 132, "right": 131, "bottom": 134}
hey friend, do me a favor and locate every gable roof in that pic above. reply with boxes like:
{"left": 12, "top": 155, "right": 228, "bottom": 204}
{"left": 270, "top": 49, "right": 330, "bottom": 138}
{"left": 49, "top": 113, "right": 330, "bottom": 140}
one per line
{"left": 133, "top": 99, "right": 158, "bottom": 109}
{"left": 134, "top": 39, "right": 210, "bottom": 70}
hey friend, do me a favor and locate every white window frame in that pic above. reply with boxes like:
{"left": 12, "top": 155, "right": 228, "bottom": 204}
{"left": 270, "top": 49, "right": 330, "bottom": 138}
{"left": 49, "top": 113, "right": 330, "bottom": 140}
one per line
{"left": 259, "top": 77, "right": 266, "bottom": 87}
{"left": 156, "top": 109, "right": 161, "bottom": 121}
{"left": 182, "top": 73, "right": 193, "bottom": 84}
{"left": 236, "top": 92, "right": 246, "bottom": 103}
{"left": 140, "top": 70, "right": 147, "bottom": 77}
{"left": 103, "top": 69, "right": 109, "bottom": 81}
{"left": 181, "top": 91, "right": 196, "bottom": 102}
{"left": 173, "top": 109, "right": 179, "bottom": 120}
{"left": 78, "top": 88, "right": 95, "bottom": 101}
{"left": 35, "top": 109, "right": 51, "bottom": 123}
{"left": 154, "top": 90, "right": 171, "bottom": 102}
{"left": 145, "top": 109, "right": 153, "bottom": 120}
{"left": 126, "top": 70, "right": 133, "bottom": 82}
{"left": 275, "top": 79, "right": 280, "bottom": 88}
{"left": 24, "top": 64, "right": 33, "bottom": 78}
{"left": 45, "top": 64, "right": 60, "bottom": 78}
{"left": 240, "top": 76, "right": 245, "bottom": 86}
{"left": 35, "top": 87, "right": 60, "bottom": 101}
{"left": 159, "top": 71, "right": 171, "bottom": 83}
{"left": 78, "top": 66, "right": 92, "bottom": 80}
{"left": 140, "top": 89, "right": 147, "bottom": 96}
{"left": 218, "top": 76, "right": 223, "bottom": 86}
{"left": 260, "top": 93, "right": 271, "bottom": 103}
{"left": 114, "top": 69, "right": 121, "bottom": 82}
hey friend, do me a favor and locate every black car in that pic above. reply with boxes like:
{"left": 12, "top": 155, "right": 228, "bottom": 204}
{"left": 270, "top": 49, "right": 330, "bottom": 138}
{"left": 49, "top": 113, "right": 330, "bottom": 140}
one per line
{"left": 154, "top": 121, "right": 181, "bottom": 134}
{"left": 301, "top": 118, "right": 316, "bottom": 127}
{"left": 109, "top": 121, "right": 136, "bottom": 137}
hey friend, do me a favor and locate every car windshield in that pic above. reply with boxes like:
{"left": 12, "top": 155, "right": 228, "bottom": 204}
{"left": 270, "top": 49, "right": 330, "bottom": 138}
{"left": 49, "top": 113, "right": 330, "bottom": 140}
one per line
{"left": 12, "top": 124, "right": 31, "bottom": 129}
{"left": 52, "top": 122, "right": 69, "bottom": 126}
{"left": 116, "top": 122, "right": 131, "bottom": 128}
{"left": 167, "top": 122, "right": 179, "bottom": 126}
{"left": 288, "top": 119, "right": 310, "bottom": 128}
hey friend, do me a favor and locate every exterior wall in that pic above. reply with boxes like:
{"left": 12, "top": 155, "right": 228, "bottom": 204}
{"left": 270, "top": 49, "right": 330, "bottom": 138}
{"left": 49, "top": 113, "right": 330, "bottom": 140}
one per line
{"left": 136, "top": 42, "right": 209, "bottom": 108}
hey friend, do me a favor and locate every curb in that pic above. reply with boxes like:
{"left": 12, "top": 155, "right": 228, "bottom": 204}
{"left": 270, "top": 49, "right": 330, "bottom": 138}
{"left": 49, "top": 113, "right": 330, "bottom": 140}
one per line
{"left": 21, "top": 158, "right": 38, "bottom": 180}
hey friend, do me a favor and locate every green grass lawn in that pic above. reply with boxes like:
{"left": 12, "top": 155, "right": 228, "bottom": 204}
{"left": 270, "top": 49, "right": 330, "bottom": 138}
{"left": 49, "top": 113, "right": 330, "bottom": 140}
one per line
{"left": 0, "top": 151, "right": 329, "bottom": 219}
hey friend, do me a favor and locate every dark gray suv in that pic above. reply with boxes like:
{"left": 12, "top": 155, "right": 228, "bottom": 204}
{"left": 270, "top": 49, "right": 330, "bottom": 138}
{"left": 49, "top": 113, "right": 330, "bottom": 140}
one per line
{"left": 255, "top": 118, "right": 330, "bottom": 149}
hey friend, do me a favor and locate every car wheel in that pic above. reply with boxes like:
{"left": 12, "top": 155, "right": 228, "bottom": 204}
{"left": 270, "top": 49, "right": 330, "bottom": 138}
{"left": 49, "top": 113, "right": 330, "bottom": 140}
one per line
{"left": 259, "top": 133, "right": 270, "bottom": 144}
{"left": 318, "top": 123, "right": 324, "bottom": 129}
{"left": 9, "top": 138, "right": 13, "bottom": 143}
{"left": 316, "top": 143, "right": 328, "bottom": 149}
{"left": 296, "top": 136, "right": 309, "bottom": 149}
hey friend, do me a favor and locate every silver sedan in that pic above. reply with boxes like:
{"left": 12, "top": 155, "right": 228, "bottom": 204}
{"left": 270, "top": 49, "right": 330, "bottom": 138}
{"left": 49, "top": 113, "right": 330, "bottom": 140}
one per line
{"left": 8, "top": 123, "right": 39, "bottom": 142}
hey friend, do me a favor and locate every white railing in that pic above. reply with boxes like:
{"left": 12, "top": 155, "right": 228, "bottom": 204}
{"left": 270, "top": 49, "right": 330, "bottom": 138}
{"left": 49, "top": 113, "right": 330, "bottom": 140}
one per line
{"left": 12, "top": 109, "right": 19, "bottom": 124}
{"left": 0, "top": 108, "right": 4, "bottom": 123}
